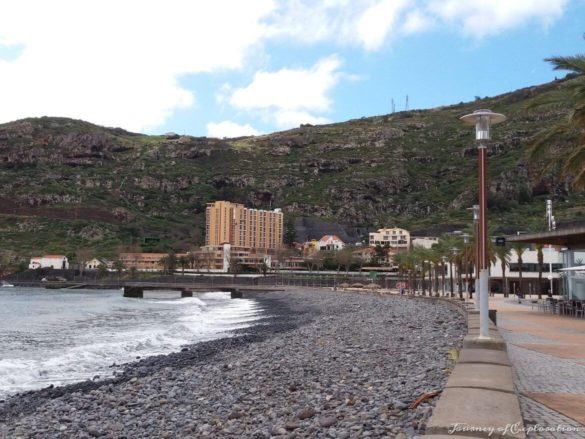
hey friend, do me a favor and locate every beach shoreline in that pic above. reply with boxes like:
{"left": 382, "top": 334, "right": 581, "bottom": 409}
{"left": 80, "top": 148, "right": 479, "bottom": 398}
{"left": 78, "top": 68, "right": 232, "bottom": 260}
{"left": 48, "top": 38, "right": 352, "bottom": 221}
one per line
{"left": 1, "top": 288, "right": 466, "bottom": 438}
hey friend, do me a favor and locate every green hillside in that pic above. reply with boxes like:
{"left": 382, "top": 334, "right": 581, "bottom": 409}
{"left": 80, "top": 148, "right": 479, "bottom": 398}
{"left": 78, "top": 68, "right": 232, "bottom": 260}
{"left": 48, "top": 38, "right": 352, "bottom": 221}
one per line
{"left": 1, "top": 77, "right": 583, "bottom": 268}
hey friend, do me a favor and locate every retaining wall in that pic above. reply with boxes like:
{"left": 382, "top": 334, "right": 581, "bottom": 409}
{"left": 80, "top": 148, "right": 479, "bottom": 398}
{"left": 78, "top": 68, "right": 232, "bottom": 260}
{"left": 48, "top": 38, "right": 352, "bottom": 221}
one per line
{"left": 422, "top": 298, "right": 526, "bottom": 439}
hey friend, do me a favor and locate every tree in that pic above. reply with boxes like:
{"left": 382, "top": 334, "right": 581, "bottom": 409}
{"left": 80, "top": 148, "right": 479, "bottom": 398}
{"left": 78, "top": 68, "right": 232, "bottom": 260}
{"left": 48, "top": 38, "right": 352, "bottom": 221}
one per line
{"left": 334, "top": 246, "right": 356, "bottom": 275}
{"left": 202, "top": 248, "right": 215, "bottom": 272}
{"left": 75, "top": 248, "right": 93, "bottom": 276}
{"left": 494, "top": 245, "right": 511, "bottom": 297}
{"left": 177, "top": 255, "right": 189, "bottom": 275}
{"left": 97, "top": 263, "right": 109, "bottom": 279}
{"left": 283, "top": 217, "right": 297, "bottom": 247}
{"left": 526, "top": 44, "right": 585, "bottom": 189}
{"left": 159, "top": 252, "right": 177, "bottom": 274}
{"left": 228, "top": 253, "right": 241, "bottom": 278}
{"left": 436, "top": 234, "right": 461, "bottom": 297}
{"left": 112, "top": 259, "right": 125, "bottom": 275}
{"left": 305, "top": 251, "right": 325, "bottom": 273}
{"left": 186, "top": 251, "right": 196, "bottom": 269}
{"left": 372, "top": 244, "right": 389, "bottom": 267}
{"left": 511, "top": 243, "right": 527, "bottom": 297}
{"left": 411, "top": 246, "right": 430, "bottom": 295}
{"left": 258, "top": 260, "right": 269, "bottom": 277}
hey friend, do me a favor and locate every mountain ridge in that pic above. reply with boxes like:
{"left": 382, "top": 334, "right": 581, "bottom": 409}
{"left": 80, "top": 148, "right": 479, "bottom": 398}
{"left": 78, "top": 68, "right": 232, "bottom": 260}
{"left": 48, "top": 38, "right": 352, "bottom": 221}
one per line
{"left": 0, "top": 77, "right": 583, "bottom": 263}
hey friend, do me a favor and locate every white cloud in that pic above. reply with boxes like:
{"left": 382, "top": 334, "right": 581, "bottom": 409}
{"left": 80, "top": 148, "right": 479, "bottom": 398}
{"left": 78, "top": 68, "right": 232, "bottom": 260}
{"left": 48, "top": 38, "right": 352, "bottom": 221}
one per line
{"left": 402, "top": 10, "right": 435, "bottom": 34}
{"left": 206, "top": 121, "right": 260, "bottom": 138}
{"left": 0, "top": 0, "right": 275, "bottom": 132}
{"left": 267, "top": 0, "right": 413, "bottom": 51}
{"left": 0, "top": 1, "right": 571, "bottom": 133}
{"left": 229, "top": 55, "right": 342, "bottom": 129}
{"left": 356, "top": 0, "right": 411, "bottom": 50}
{"left": 267, "top": 0, "right": 568, "bottom": 47}
{"left": 428, "top": 0, "right": 568, "bottom": 39}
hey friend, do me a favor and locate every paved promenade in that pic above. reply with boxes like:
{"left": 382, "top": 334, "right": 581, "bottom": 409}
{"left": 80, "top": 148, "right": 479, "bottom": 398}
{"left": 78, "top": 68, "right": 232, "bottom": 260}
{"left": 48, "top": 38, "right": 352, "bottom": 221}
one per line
{"left": 492, "top": 297, "right": 585, "bottom": 438}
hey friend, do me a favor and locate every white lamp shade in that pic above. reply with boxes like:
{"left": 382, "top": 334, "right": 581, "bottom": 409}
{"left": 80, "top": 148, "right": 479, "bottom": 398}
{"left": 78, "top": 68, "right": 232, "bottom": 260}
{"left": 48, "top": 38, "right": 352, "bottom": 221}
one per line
{"left": 460, "top": 109, "right": 506, "bottom": 141}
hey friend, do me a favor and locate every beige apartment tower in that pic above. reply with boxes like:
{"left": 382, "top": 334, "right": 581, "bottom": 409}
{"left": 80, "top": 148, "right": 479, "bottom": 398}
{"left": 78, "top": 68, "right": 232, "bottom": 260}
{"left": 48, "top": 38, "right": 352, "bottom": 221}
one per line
{"left": 205, "top": 201, "right": 283, "bottom": 250}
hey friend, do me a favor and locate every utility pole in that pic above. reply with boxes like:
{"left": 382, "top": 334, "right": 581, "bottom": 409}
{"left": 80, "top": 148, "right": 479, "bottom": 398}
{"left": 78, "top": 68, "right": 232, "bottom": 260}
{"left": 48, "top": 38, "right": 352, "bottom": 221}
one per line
{"left": 546, "top": 199, "right": 556, "bottom": 296}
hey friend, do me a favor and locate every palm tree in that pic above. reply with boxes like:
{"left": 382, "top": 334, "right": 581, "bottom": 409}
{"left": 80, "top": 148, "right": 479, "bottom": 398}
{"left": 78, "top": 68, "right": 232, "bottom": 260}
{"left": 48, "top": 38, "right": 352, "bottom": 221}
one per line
{"left": 511, "top": 243, "right": 527, "bottom": 298}
{"left": 494, "top": 245, "right": 511, "bottom": 297}
{"left": 536, "top": 243, "right": 545, "bottom": 299}
{"left": 159, "top": 252, "right": 177, "bottom": 275}
{"left": 412, "top": 246, "right": 429, "bottom": 295}
{"left": 526, "top": 46, "right": 585, "bottom": 189}
{"left": 429, "top": 246, "right": 443, "bottom": 296}
{"left": 187, "top": 251, "right": 196, "bottom": 269}
{"left": 393, "top": 251, "right": 407, "bottom": 285}
{"left": 177, "top": 255, "right": 189, "bottom": 275}
{"left": 436, "top": 234, "right": 459, "bottom": 296}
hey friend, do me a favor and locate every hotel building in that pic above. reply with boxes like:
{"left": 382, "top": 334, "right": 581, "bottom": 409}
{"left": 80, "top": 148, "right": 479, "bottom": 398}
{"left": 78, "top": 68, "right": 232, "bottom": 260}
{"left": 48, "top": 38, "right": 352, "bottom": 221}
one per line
{"left": 205, "top": 201, "right": 283, "bottom": 250}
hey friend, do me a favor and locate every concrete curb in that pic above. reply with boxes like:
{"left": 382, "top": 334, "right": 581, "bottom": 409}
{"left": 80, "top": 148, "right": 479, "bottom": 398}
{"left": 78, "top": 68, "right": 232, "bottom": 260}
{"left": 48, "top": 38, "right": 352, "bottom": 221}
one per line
{"left": 418, "top": 296, "right": 526, "bottom": 439}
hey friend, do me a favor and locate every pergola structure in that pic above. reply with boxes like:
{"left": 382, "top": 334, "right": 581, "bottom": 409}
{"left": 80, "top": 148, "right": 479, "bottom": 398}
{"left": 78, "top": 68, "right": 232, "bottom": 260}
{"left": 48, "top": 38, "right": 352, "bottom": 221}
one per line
{"left": 507, "top": 227, "right": 585, "bottom": 248}
{"left": 507, "top": 227, "right": 585, "bottom": 300}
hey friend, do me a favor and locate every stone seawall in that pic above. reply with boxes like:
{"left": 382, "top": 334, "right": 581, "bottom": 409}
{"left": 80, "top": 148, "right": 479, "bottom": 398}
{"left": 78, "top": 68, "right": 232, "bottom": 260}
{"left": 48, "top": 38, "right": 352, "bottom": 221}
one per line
{"left": 424, "top": 298, "right": 526, "bottom": 439}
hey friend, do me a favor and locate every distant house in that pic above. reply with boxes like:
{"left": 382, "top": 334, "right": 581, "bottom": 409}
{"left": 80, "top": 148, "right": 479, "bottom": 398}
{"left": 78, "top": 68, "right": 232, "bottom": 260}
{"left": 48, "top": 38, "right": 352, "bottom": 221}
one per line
{"left": 119, "top": 253, "right": 170, "bottom": 271}
{"left": 85, "top": 258, "right": 113, "bottom": 270}
{"left": 411, "top": 236, "right": 439, "bottom": 249}
{"left": 302, "top": 240, "right": 320, "bottom": 255}
{"left": 352, "top": 246, "right": 374, "bottom": 263}
{"left": 318, "top": 235, "right": 345, "bottom": 251}
{"left": 369, "top": 228, "right": 410, "bottom": 248}
{"left": 29, "top": 255, "right": 69, "bottom": 270}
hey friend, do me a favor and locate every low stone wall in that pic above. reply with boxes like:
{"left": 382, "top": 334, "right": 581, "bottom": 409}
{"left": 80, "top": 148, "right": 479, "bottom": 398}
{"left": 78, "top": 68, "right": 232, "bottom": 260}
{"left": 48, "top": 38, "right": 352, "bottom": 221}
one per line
{"left": 423, "top": 298, "right": 526, "bottom": 439}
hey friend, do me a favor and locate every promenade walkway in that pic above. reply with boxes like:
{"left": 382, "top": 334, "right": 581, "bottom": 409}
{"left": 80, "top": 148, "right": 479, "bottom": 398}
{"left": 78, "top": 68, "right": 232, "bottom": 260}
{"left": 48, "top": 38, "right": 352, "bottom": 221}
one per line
{"left": 492, "top": 297, "right": 585, "bottom": 438}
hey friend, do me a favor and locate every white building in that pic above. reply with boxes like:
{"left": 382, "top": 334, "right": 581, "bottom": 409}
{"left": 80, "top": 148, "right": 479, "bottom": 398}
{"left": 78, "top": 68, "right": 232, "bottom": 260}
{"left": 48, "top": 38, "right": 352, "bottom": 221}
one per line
{"left": 318, "top": 235, "right": 345, "bottom": 251}
{"left": 490, "top": 246, "right": 563, "bottom": 295}
{"left": 411, "top": 236, "right": 439, "bottom": 249}
{"left": 29, "top": 255, "right": 69, "bottom": 270}
{"left": 85, "top": 258, "right": 113, "bottom": 270}
{"left": 369, "top": 228, "right": 410, "bottom": 248}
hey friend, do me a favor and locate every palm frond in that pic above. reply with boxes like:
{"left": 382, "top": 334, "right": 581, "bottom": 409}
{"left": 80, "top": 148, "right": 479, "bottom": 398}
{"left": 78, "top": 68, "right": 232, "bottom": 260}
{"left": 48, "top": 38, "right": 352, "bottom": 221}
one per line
{"left": 561, "top": 143, "right": 585, "bottom": 175}
{"left": 546, "top": 55, "right": 585, "bottom": 75}
{"left": 525, "top": 123, "right": 571, "bottom": 161}
{"left": 571, "top": 162, "right": 585, "bottom": 191}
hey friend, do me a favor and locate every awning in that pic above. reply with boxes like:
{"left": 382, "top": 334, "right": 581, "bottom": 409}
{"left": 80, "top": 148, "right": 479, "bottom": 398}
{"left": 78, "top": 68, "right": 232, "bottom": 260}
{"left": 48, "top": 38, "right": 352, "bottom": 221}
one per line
{"left": 557, "top": 265, "right": 585, "bottom": 272}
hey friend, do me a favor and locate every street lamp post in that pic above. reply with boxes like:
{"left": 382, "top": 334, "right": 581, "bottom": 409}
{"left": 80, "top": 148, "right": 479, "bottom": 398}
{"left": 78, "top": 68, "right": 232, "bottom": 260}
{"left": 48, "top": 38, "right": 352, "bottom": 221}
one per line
{"left": 546, "top": 199, "right": 556, "bottom": 297}
{"left": 441, "top": 256, "right": 447, "bottom": 296}
{"left": 452, "top": 247, "right": 459, "bottom": 298}
{"left": 462, "top": 233, "right": 470, "bottom": 300}
{"left": 460, "top": 109, "right": 506, "bottom": 340}
{"left": 472, "top": 205, "right": 479, "bottom": 308}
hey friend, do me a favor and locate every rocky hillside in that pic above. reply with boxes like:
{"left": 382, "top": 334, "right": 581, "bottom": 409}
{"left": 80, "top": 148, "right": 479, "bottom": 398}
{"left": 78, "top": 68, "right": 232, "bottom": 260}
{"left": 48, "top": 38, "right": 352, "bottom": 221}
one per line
{"left": 1, "top": 77, "right": 583, "bottom": 262}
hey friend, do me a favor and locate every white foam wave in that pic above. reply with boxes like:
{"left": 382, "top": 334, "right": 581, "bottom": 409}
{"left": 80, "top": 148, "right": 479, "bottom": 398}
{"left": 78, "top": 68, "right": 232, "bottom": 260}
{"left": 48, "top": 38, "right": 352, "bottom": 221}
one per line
{"left": 0, "top": 291, "right": 264, "bottom": 398}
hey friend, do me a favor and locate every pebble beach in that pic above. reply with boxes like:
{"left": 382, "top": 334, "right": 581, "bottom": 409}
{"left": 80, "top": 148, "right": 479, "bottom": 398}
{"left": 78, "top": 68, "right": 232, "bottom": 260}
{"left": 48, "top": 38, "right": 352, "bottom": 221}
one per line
{"left": 0, "top": 288, "right": 466, "bottom": 438}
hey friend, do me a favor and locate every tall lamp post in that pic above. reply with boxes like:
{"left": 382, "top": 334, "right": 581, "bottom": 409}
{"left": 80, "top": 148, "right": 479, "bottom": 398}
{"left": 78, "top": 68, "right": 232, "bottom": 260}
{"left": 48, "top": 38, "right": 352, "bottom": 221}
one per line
{"left": 546, "top": 199, "right": 556, "bottom": 297}
{"left": 462, "top": 233, "right": 470, "bottom": 300}
{"left": 452, "top": 247, "right": 459, "bottom": 298}
{"left": 460, "top": 109, "right": 506, "bottom": 340}
{"left": 441, "top": 256, "right": 447, "bottom": 297}
{"left": 472, "top": 205, "right": 480, "bottom": 309}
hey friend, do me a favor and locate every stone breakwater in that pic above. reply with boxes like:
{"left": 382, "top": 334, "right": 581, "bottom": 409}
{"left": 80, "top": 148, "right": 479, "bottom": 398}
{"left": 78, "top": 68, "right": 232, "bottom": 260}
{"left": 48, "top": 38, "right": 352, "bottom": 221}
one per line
{"left": 0, "top": 289, "right": 465, "bottom": 438}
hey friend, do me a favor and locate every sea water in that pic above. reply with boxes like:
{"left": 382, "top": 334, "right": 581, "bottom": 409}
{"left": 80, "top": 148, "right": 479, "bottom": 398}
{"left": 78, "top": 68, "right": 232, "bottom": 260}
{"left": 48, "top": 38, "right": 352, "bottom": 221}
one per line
{"left": 0, "top": 287, "right": 264, "bottom": 398}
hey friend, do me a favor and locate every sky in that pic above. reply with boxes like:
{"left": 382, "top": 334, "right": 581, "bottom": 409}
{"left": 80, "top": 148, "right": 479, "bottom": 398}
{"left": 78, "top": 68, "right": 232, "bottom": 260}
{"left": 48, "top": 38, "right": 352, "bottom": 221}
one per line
{"left": 0, "top": 0, "right": 584, "bottom": 138}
